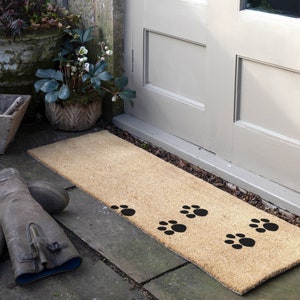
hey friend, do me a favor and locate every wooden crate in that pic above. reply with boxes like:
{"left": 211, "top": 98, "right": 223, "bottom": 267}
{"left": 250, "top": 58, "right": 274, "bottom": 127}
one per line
{"left": 0, "top": 94, "right": 31, "bottom": 154}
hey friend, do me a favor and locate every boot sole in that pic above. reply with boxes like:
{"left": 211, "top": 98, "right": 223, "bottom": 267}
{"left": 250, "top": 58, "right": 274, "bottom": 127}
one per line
{"left": 27, "top": 181, "right": 70, "bottom": 214}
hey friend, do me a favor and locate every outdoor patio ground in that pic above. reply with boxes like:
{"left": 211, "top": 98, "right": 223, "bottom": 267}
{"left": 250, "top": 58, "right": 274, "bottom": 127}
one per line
{"left": 0, "top": 118, "right": 299, "bottom": 300}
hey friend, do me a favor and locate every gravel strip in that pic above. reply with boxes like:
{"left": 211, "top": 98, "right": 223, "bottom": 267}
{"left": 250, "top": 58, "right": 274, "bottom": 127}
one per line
{"left": 106, "top": 125, "right": 300, "bottom": 227}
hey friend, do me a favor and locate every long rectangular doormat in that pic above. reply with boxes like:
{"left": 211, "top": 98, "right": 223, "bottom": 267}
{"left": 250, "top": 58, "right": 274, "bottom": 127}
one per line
{"left": 28, "top": 130, "right": 300, "bottom": 295}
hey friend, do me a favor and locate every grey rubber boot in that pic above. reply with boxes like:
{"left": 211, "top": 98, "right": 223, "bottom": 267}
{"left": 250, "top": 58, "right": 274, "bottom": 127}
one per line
{"left": 27, "top": 180, "right": 70, "bottom": 215}
{"left": 0, "top": 168, "right": 82, "bottom": 285}
{"left": 0, "top": 177, "right": 70, "bottom": 258}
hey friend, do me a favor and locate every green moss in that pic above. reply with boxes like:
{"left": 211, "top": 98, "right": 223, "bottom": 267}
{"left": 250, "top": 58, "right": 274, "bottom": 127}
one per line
{"left": 0, "top": 30, "right": 63, "bottom": 84}
{"left": 55, "top": 92, "right": 102, "bottom": 106}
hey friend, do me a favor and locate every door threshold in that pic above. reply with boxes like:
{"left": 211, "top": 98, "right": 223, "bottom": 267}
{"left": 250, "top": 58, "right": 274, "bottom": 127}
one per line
{"left": 113, "top": 114, "right": 300, "bottom": 217}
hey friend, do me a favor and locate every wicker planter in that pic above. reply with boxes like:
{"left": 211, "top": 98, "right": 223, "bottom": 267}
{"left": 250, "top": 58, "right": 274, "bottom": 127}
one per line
{"left": 45, "top": 100, "right": 102, "bottom": 132}
{"left": 0, "top": 94, "right": 31, "bottom": 154}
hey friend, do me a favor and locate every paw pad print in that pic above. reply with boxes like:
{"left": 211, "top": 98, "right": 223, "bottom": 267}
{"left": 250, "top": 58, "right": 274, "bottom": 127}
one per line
{"left": 157, "top": 220, "right": 187, "bottom": 235}
{"left": 224, "top": 233, "right": 255, "bottom": 249}
{"left": 111, "top": 205, "right": 136, "bottom": 216}
{"left": 180, "top": 205, "right": 208, "bottom": 218}
{"left": 249, "top": 218, "right": 279, "bottom": 233}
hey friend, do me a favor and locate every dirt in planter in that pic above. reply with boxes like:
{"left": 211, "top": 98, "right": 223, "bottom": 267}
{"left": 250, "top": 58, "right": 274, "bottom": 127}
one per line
{"left": 105, "top": 124, "right": 300, "bottom": 227}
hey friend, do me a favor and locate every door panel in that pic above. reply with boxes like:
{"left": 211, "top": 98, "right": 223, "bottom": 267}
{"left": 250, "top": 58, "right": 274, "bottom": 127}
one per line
{"left": 145, "top": 31, "right": 206, "bottom": 107}
{"left": 144, "top": 0, "right": 208, "bottom": 42}
{"left": 236, "top": 57, "right": 300, "bottom": 142}
{"left": 232, "top": 10, "right": 300, "bottom": 192}
{"left": 125, "top": 0, "right": 209, "bottom": 146}
{"left": 124, "top": 0, "right": 300, "bottom": 194}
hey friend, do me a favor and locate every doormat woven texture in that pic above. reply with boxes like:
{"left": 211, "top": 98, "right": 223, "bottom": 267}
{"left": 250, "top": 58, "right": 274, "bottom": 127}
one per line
{"left": 28, "top": 130, "right": 300, "bottom": 295}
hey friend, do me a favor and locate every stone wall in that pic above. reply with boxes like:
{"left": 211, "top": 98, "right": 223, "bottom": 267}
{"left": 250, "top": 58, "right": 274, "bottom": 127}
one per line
{"left": 94, "top": 0, "right": 124, "bottom": 77}
{"left": 57, "top": 0, "right": 125, "bottom": 118}
{"left": 58, "top": 0, "right": 124, "bottom": 76}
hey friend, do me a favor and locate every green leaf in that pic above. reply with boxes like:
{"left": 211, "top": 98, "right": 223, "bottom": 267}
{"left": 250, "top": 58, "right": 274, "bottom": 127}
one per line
{"left": 67, "top": 27, "right": 95, "bottom": 44}
{"left": 82, "top": 74, "right": 90, "bottom": 82}
{"left": 72, "top": 28, "right": 84, "bottom": 41}
{"left": 57, "top": 84, "right": 70, "bottom": 100}
{"left": 119, "top": 89, "right": 136, "bottom": 99}
{"left": 35, "top": 69, "right": 63, "bottom": 81}
{"left": 40, "top": 79, "right": 59, "bottom": 93}
{"left": 35, "top": 68, "right": 56, "bottom": 79}
{"left": 89, "top": 63, "right": 95, "bottom": 75}
{"left": 45, "top": 91, "right": 59, "bottom": 103}
{"left": 99, "top": 71, "right": 113, "bottom": 82}
{"left": 94, "top": 60, "right": 107, "bottom": 75}
{"left": 34, "top": 79, "right": 48, "bottom": 92}
{"left": 90, "top": 77, "right": 101, "bottom": 90}
{"left": 53, "top": 71, "right": 64, "bottom": 81}
{"left": 64, "top": 28, "right": 73, "bottom": 35}
{"left": 119, "top": 89, "right": 136, "bottom": 107}
{"left": 82, "top": 26, "right": 95, "bottom": 43}
{"left": 114, "top": 76, "right": 128, "bottom": 90}
{"left": 53, "top": 53, "right": 68, "bottom": 63}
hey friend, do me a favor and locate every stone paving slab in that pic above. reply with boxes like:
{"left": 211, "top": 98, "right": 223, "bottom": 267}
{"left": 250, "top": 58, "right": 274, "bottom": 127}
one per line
{"left": 1, "top": 123, "right": 186, "bottom": 285}
{"left": 144, "top": 262, "right": 300, "bottom": 300}
{"left": 0, "top": 122, "right": 100, "bottom": 188}
{"left": 1, "top": 121, "right": 300, "bottom": 299}
{"left": 0, "top": 232, "right": 148, "bottom": 300}
{"left": 0, "top": 153, "right": 73, "bottom": 188}
{"left": 55, "top": 188, "right": 186, "bottom": 283}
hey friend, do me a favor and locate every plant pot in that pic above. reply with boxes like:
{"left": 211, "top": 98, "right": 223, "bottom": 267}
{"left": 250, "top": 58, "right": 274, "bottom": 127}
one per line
{"left": 45, "top": 100, "right": 102, "bottom": 132}
{"left": 0, "top": 30, "right": 63, "bottom": 122}
{"left": 0, "top": 30, "right": 64, "bottom": 89}
{"left": 0, "top": 94, "right": 31, "bottom": 154}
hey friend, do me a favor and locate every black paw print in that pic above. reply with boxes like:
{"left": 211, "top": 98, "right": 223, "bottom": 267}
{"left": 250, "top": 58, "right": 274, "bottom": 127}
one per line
{"left": 224, "top": 233, "right": 255, "bottom": 249}
{"left": 157, "top": 220, "right": 187, "bottom": 235}
{"left": 249, "top": 218, "right": 279, "bottom": 233}
{"left": 111, "top": 205, "right": 136, "bottom": 216}
{"left": 180, "top": 205, "right": 208, "bottom": 218}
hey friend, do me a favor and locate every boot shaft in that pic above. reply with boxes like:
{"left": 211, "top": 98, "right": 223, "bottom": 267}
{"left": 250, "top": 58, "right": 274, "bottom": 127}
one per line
{"left": 0, "top": 167, "right": 81, "bottom": 285}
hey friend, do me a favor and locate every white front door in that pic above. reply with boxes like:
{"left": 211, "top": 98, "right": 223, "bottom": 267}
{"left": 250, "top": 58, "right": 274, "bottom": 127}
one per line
{"left": 124, "top": 0, "right": 300, "bottom": 194}
{"left": 124, "top": 0, "right": 210, "bottom": 147}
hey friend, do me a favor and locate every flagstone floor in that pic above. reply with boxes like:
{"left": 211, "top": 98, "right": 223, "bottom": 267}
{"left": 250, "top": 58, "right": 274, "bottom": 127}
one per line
{"left": 0, "top": 119, "right": 299, "bottom": 300}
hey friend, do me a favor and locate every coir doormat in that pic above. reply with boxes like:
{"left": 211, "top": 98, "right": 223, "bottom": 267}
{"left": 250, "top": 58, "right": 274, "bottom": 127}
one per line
{"left": 28, "top": 130, "right": 300, "bottom": 295}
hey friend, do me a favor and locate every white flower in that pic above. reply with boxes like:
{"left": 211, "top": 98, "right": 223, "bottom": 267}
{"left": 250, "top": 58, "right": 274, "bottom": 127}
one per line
{"left": 78, "top": 46, "right": 88, "bottom": 55}
{"left": 106, "top": 50, "right": 113, "bottom": 56}
{"left": 84, "top": 63, "right": 90, "bottom": 72}
{"left": 78, "top": 57, "right": 88, "bottom": 63}
{"left": 112, "top": 95, "right": 118, "bottom": 102}
{"left": 71, "top": 66, "right": 77, "bottom": 72}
